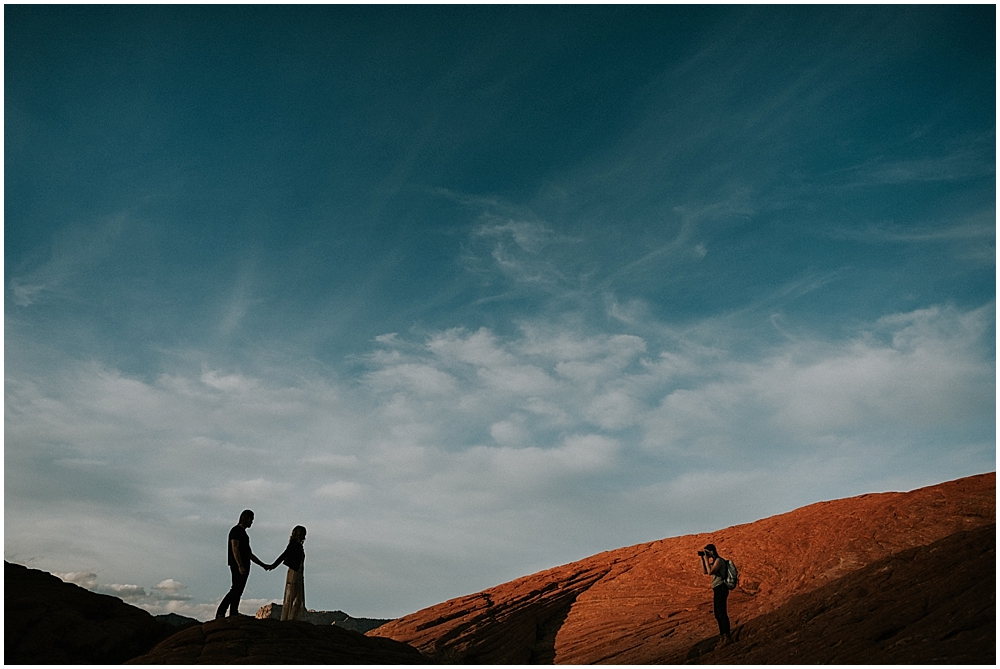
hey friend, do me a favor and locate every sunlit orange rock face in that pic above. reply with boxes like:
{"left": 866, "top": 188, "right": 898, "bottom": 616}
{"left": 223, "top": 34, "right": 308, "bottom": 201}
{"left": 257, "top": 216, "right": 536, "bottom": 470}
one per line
{"left": 368, "top": 472, "right": 995, "bottom": 664}
{"left": 699, "top": 522, "right": 994, "bottom": 664}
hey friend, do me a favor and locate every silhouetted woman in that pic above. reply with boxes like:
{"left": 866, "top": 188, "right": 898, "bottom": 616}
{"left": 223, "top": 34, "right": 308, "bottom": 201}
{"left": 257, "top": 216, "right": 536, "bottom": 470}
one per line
{"left": 268, "top": 525, "right": 306, "bottom": 621}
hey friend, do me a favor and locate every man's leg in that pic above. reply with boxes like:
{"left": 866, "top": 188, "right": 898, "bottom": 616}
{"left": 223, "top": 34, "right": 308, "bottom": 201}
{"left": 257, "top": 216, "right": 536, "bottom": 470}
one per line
{"left": 217, "top": 567, "right": 250, "bottom": 618}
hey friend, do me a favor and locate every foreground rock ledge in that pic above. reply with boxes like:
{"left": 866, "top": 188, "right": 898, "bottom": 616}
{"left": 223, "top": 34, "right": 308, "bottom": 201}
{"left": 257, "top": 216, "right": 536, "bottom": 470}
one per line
{"left": 126, "top": 615, "right": 430, "bottom": 664}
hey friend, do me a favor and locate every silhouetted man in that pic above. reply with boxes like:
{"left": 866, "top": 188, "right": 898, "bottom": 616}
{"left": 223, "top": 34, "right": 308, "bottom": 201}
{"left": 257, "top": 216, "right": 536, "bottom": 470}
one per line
{"left": 216, "top": 509, "right": 270, "bottom": 618}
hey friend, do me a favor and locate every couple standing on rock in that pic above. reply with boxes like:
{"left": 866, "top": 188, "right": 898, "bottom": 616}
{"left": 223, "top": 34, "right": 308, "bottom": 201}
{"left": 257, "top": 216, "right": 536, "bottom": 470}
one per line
{"left": 216, "top": 509, "right": 307, "bottom": 622}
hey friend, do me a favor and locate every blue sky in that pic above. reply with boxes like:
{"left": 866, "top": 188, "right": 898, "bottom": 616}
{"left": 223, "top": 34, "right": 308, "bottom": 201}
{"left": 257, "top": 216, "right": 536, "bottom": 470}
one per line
{"left": 5, "top": 5, "right": 995, "bottom": 620}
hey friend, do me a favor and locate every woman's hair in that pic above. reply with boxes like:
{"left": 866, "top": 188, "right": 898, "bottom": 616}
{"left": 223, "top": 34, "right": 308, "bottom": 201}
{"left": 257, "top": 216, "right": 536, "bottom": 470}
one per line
{"left": 290, "top": 525, "right": 307, "bottom": 542}
{"left": 704, "top": 543, "right": 717, "bottom": 555}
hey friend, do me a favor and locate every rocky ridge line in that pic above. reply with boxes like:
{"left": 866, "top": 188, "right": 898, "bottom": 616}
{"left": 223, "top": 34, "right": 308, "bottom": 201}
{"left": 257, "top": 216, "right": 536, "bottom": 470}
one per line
{"left": 254, "top": 602, "right": 391, "bottom": 632}
{"left": 369, "top": 472, "right": 995, "bottom": 664}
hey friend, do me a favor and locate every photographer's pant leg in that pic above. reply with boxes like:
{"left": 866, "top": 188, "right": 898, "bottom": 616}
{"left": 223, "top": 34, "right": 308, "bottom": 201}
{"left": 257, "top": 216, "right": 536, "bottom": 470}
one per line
{"left": 713, "top": 585, "right": 731, "bottom": 636}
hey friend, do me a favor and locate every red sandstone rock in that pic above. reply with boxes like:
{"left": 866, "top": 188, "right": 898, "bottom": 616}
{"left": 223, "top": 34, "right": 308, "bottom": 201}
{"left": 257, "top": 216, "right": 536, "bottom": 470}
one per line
{"left": 127, "top": 615, "right": 429, "bottom": 664}
{"left": 368, "top": 472, "right": 995, "bottom": 664}
{"left": 696, "top": 523, "right": 995, "bottom": 664}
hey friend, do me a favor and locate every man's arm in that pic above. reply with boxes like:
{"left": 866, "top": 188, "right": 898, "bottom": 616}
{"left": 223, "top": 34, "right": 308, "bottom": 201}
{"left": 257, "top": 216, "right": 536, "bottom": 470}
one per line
{"left": 251, "top": 551, "right": 269, "bottom": 569}
{"left": 231, "top": 539, "right": 246, "bottom": 574}
{"left": 262, "top": 547, "right": 287, "bottom": 571}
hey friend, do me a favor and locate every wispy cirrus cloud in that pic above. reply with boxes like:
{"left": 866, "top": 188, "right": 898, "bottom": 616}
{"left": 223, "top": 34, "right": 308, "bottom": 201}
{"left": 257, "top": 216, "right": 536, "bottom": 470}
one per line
{"left": 830, "top": 132, "right": 995, "bottom": 188}
{"left": 9, "top": 217, "right": 127, "bottom": 307}
{"left": 827, "top": 213, "right": 995, "bottom": 245}
{"left": 462, "top": 217, "right": 576, "bottom": 290}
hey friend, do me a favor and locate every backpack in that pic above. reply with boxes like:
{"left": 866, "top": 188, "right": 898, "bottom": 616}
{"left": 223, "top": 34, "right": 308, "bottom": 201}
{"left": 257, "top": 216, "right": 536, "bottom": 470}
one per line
{"left": 724, "top": 560, "right": 739, "bottom": 590}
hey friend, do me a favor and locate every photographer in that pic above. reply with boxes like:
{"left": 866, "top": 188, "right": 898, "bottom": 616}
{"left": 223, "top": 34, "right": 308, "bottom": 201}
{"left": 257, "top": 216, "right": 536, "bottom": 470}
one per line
{"left": 699, "top": 543, "right": 733, "bottom": 647}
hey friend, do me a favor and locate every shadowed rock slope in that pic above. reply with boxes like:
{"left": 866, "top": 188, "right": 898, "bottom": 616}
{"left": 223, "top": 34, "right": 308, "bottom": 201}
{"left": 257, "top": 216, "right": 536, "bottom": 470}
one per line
{"left": 5, "top": 561, "right": 180, "bottom": 664}
{"left": 687, "top": 523, "right": 995, "bottom": 664}
{"left": 127, "top": 616, "right": 429, "bottom": 664}
{"left": 369, "top": 472, "right": 995, "bottom": 664}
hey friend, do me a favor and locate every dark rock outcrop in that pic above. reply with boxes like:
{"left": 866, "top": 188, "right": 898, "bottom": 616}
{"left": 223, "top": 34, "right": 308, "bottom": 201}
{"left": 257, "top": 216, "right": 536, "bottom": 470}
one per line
{"left": 4, "top": 561, "right": 178, "bottom": 664}
{"left": 127, "top": 615, "right": 430, "bottom": 664}
{"left": 255, "top": 602, "right": 391, "bottom": 632}
{"left": 693, "top": 523, "right": 996, "bottom": 664}
{"left": 369, "top": 472, "right": 995, "bottom": 664}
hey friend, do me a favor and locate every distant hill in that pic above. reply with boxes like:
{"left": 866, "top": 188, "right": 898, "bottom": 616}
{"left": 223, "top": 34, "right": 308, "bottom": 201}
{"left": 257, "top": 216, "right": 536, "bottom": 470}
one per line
{"left": 368, "top": 472, "right": 995, "bottom": 664}
{"left": 255, "top": 602, "right": 391, "bottom": 632}
{"left": 154, "top": 613, "right": 200, "bottom": 628}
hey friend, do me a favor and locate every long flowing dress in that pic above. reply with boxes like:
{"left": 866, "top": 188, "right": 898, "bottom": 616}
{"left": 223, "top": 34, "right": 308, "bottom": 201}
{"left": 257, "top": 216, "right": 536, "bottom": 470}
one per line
{"left": 275, "top": 540, "right": 306, "bottom": 621}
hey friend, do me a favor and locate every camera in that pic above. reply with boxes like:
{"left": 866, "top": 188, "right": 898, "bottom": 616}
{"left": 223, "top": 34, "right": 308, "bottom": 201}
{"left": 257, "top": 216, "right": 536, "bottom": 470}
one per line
{"left": 697, "top": 550, "right": 706, "bottom": 556}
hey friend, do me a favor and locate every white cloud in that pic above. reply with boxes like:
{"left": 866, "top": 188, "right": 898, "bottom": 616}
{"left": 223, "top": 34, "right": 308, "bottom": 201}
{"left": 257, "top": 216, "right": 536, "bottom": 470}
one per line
{"left": 640, "top": 303, "right": 995, "bottom": 456}
{"left": 490, "top": 415, "right": 529, "bottom": 445}
{"left": 365, "top": 363, "right": 457, "bottom": 396}
{"left": 477, "top": 363, "right": 558, "bottom": 396}
{"left": 585, "top": 390, "right": 643, "bottom": 430}
{"left": 6, "top": 302, "right": 993, "bottom": 620}
{"left": 426, "top": 327, "right": 510, "bottom": 367}
{"left": 200, "top": 369, "right": 258, "bottom": 393}
{"left": 60, "top": 574, "right": 203, "bottom": 617}
{"left": 101, "top": 583, "right": 148, "bottom": 598}
{"left": 55, "top": 571, "right": 98, "bottom": 589}
{"left": 154, "top": 579, "right": 187, "bottom": 594}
